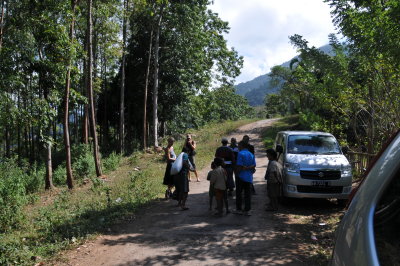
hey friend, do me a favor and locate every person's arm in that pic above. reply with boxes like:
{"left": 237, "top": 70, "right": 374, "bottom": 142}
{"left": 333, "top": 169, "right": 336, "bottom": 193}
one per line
{"left": 209, "top": 172, "right": 216, "bottom": 185}
{"left": 230, "top": 150, "right": 235, "bottom": 164}
{"left": 241, "top": 165, "right": 255, "bottom": 171}
{"left": 166, "top": 147, "right": 174, "bottom": 161}
{"left": 191, "top": 140, "right": 196, "bottom": 150}
{"left": 207, "top": 171, "right": 212, "bottom": 181}
{"left": 235, "top": 153, "right": 245, "bottom": 173}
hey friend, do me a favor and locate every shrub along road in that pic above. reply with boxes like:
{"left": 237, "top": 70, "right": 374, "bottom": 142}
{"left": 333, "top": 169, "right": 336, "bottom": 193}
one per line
{"left": 58, "top": 119, "right": 343, "bottom": 265}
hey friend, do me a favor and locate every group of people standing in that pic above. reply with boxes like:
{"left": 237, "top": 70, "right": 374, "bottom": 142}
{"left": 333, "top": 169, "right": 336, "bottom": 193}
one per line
{"left": 209, "top": 136, "right": 256, "bottom": 216}
{"left": 162, "top": 133, "right": 283, "bottom": 214}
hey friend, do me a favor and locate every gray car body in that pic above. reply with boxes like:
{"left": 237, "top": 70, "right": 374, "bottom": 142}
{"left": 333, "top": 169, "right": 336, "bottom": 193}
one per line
{"left": 331, "top": 132, "right": 400, "bottom": 265}
{"left": 274, "top": 131, "right": 352, "bottom": 199}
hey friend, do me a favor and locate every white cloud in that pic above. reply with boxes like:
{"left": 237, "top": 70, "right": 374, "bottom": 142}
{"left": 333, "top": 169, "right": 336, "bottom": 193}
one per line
{"left": 209, "top": 0, "right": 337, "bottom": 84}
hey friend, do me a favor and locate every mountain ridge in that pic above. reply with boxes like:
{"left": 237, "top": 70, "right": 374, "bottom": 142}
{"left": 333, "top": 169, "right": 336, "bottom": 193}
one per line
{"left": 235, "top": 44, "right": 333, "bottom": 106}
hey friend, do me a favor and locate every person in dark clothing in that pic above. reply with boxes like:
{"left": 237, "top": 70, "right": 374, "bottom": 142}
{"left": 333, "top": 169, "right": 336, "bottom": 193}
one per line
{"left": 242, "top": 135, "right": 255, "bottom": 154}
{"left": 163, "top": 137, "right": 176, "bottom": 198}
{"left": 174, "top": 146, "right": 191, "bottom": 210}
{"left": 229, "top": 137, "right": 239, "bottom": 160}
{"left": 215, "top": 137, "right": 235, "bottom": 196}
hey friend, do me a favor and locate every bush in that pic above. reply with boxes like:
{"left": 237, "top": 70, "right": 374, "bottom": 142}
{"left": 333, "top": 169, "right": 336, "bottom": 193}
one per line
{"left": 72, "top": 144, "right": 96, "bottom": 179}
{"left": 103, "top": 152, "right": 121, "bottom": 172}
{"left": 24, "top": 164, "right": 45, "bottom": 194}
{"left": 52, "top": 165, "right": 67, "bottom": 186}
{"left": 0, "top": 158, "right": 28, "bottom": 232}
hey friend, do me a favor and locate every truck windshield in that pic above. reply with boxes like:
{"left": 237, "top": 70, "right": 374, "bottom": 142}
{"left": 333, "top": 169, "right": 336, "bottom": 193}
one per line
{"left": 287, "top": 135, "right": 341, "bottom": 155}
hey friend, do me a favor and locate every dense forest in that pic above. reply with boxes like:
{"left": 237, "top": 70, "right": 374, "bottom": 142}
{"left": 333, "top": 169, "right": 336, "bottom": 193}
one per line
{"left": 0, "top": 0, "right": 252, "bottom": 190}
{"left": 266, "top": 0, "right": 400, "bottom": 153}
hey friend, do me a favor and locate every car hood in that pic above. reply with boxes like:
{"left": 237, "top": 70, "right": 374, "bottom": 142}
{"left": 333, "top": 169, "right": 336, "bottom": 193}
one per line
{"left": 286, "top": 154, "right": 349, "bottom": 169}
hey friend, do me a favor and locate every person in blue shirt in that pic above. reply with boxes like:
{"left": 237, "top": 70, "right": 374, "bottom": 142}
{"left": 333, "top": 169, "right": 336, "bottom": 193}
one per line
{"left": 234, "top": 141, "right": 256, "bottom": 216}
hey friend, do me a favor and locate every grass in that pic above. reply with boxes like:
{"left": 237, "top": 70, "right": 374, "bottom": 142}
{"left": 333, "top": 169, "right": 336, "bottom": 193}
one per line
{"left": 0, "top": 118, "right": 256, "bottom": 266}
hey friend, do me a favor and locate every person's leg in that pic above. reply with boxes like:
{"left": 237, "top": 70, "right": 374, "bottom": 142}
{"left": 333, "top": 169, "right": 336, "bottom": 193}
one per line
{"left": 225, "top": 166, "right": 234, "bottom": 195}
{"left": 235, "top": 178, "right": 243, "bottom": 211}
{"left": 266, "top": 183, "right": 279, "bottom": 211}
{"left": 192, "top": 156, "right": 200, "bottom": 181}
{"left": 270, "top": 196, "right": 278, "bottom": 210}
{"left": 215, "top": 189, "right": 224, "bottom": 215}
{"left": 181, "top": 192, "right": 188, "bottom": 210}
{"left": 243, "top": 182, "right": 252, "bottom": 212}
{"left": 223, "top": 190, "right": 229, "bottom": 213}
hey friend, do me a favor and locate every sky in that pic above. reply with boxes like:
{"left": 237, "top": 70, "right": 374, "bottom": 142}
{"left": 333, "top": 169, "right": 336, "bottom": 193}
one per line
{"left": 209, "top": 0, "right": 338, "bottom": 85}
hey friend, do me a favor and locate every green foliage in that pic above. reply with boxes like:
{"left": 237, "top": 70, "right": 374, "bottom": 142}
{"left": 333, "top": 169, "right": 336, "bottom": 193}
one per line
{"left": 53, "top": 165, "right": 67, "bottom": 186}
{"left": 71, "top": 144, "right": 96, "bottom": 179}
{"left": 166, "top": 85, "right": 255, "bottom": 133}
{"left": 102, "top": 152, "right": 121, "bottom": 172}
{"left": 261, "top": 116, "right": 302, "bottom": 148}
{"left": 265, "top": 93, "right": 289, "bottom": 117}
{"left": 24, "top": 164, "right": 46, "bottom": 194}
{"left": 0, "top": 159, "right": 28, "bottom": 232}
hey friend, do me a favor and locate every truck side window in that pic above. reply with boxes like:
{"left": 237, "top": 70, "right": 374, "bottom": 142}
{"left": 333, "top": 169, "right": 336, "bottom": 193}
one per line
{"left": 374, "top": 171, "right": 400, "bottom": 265}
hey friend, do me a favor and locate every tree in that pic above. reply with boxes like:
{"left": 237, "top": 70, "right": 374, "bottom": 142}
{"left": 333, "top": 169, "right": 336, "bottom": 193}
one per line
{"left": 64, "top": 0, "right": 80, "bottom": 189}
{"left": 87, "top": 0, "right": 102, "bottom": 177}
{"left": 119, "top": 0, "right": 130, "bottom": 153}
{"left": 151, "top": 4, "right": 164, "bottom": 148}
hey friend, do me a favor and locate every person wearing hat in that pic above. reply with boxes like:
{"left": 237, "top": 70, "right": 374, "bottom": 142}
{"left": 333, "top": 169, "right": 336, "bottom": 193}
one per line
{"left": 215, "top": 137, "right": 236, "bottom": 196}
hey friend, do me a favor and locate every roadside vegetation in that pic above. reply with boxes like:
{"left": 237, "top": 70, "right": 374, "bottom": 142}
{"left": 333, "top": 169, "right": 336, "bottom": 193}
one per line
{"left": 0, "top": 119, "right": 254, "bottom": 265}
{"left": 265, "top": 1, "right": 400, "bottom": 156}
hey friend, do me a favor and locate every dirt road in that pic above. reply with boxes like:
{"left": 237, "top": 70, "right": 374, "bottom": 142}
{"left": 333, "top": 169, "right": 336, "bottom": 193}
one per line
{"left": 61, "top": 119, "right": 341, "bottom": 266}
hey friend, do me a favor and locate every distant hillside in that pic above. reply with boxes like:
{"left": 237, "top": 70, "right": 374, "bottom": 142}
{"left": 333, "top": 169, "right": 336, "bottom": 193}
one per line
{"left": 235, "top": 44, "right": 333, "bottom": 106}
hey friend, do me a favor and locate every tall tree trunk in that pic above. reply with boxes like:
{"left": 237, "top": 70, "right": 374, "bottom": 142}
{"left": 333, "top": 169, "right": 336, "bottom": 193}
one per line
{"left": 119, "top": 0, "right": 129, "bottom": 154}
{"left": 45, "top": 140, "right": 54, "bottom": 190}
{"left": 82, "top": 30, "right": 89, "bottom": 144}
{"left": 151, "top": 6, "right": 163, "bottom": 148}
{"left": 102, "top": 54, "right": 109, "bottom": 148}
{"left": 64, "top": 0, "right": 79, "bottom": 189}
{"left": 87, "top": 0, "right": 102, "bottom": 177}
{"left": 143, "top": 28, "right": 153, "bottom": 149}
{"left": 0, "top": 0, "right": 6, "bottom": 50}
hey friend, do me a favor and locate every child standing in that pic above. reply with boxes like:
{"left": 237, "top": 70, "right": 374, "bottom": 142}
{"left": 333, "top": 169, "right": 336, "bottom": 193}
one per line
{"left": 209, "top": 157, "right": 228, "bottom": 216}
{"left": 207, "top": 161, "right": 217, "bottom": 210}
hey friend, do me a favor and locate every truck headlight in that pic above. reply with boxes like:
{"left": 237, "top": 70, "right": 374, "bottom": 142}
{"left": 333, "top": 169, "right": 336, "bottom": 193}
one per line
{"left": 341, "top": 164, "right": 352, "bottom": 176}
{"left": 285, "top": 162, "right": 300, "bottom": 173}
